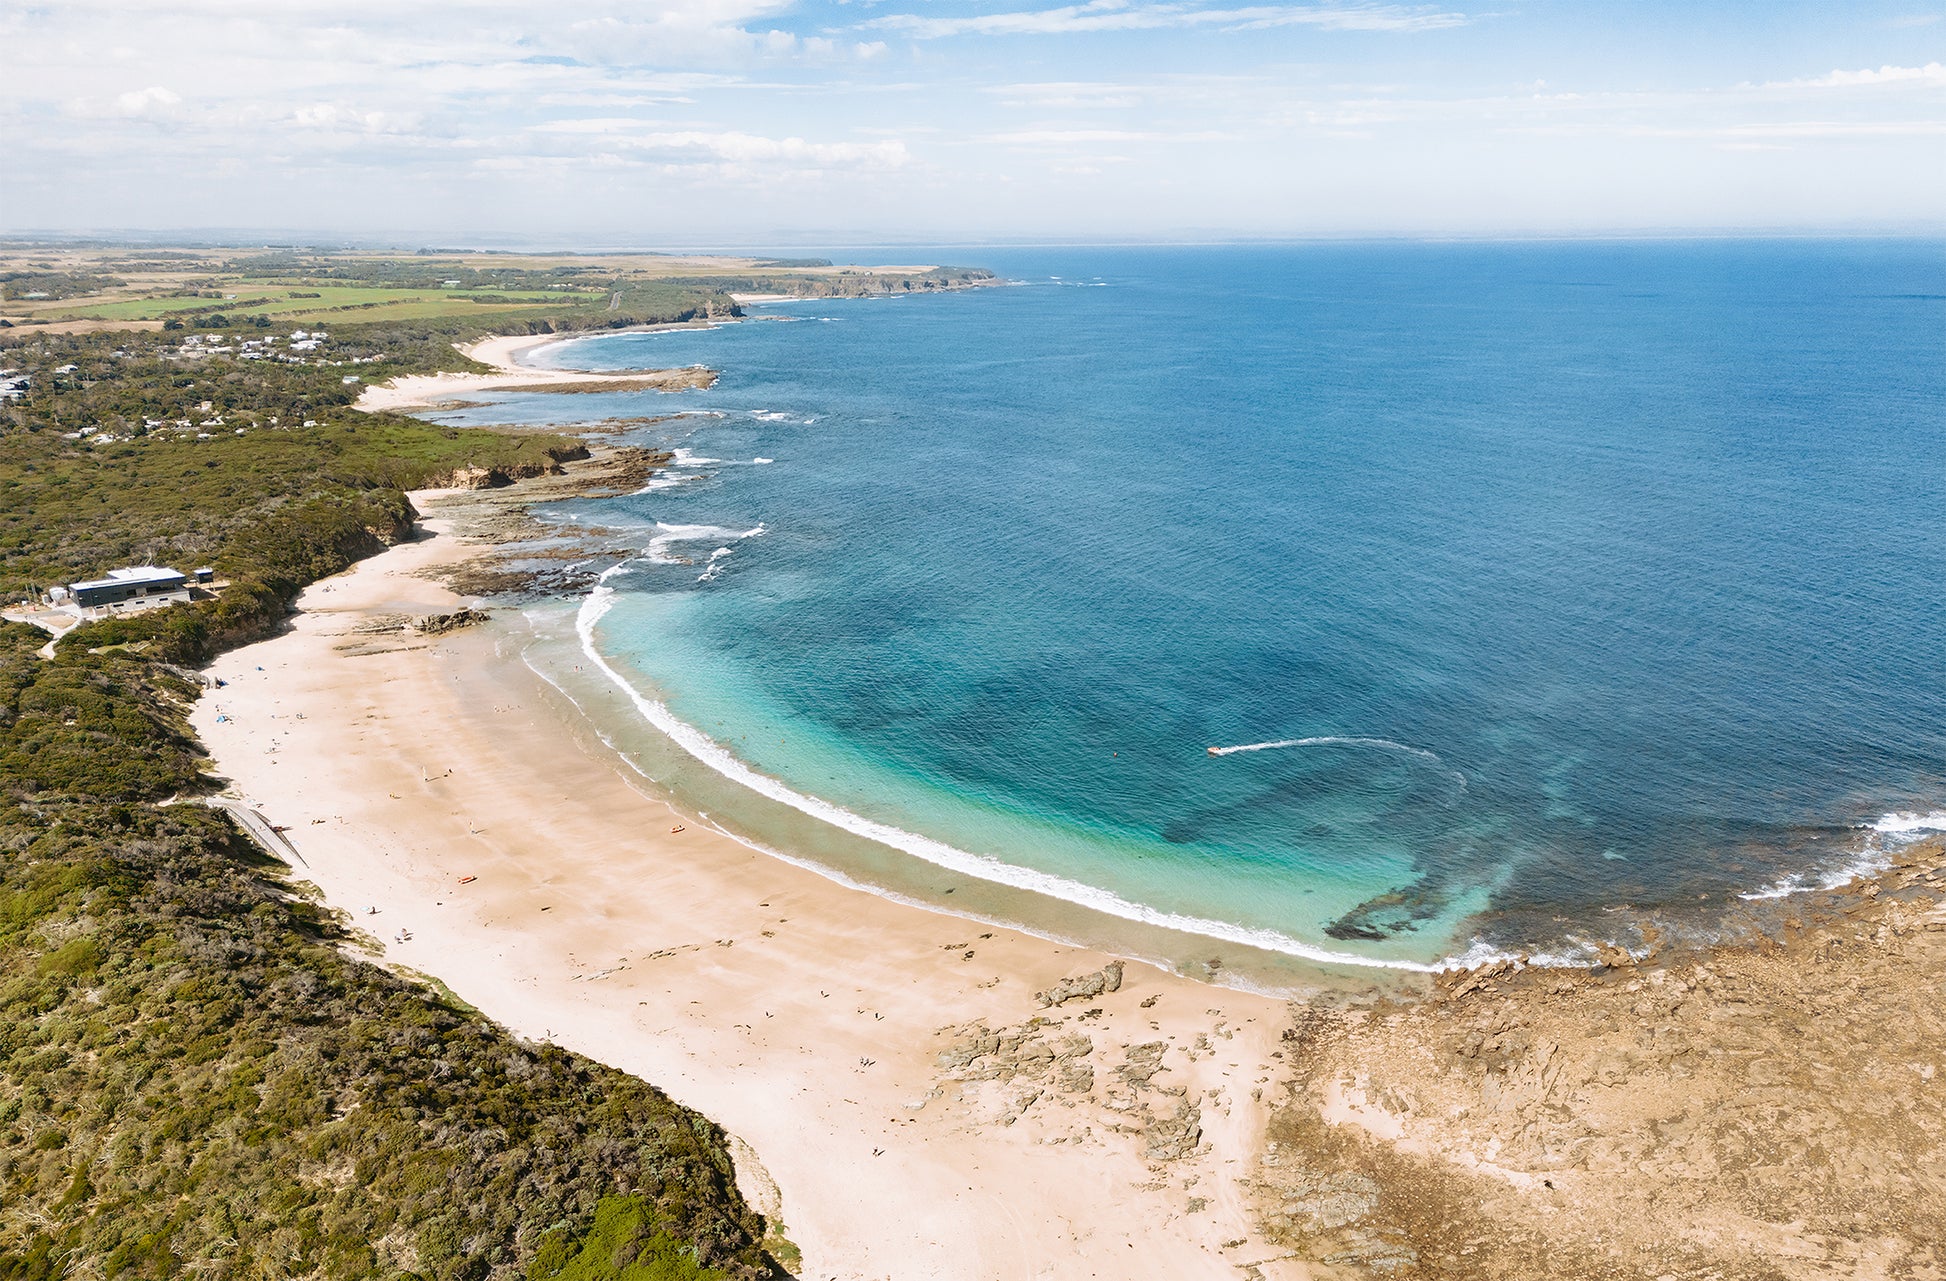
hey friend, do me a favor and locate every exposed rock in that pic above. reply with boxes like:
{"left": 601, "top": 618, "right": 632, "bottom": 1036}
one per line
{"left": 410, "top": 608, "right": 490, "bottom": 635}
{"left": 1035, "top": 960, "right": 1124, "bottom": 1008}
{"left": 1268, "top": 1169, "right": 1382, "bottom": 1233}
{"left": 1593, "top": 942, "right": 1636, "bottom": 970}
{"left": 1255, "top": 837, "right": 1946, "bottom": 1281}
{"left": 1117, "top": 1041, "right": 1167, "bottom": 1088}
{"left": 1143, "top": 1100, "right": 1202, "bottom": 1161}
{"left": 936, "top": 1022, "right": 1094, "bottom": 1088}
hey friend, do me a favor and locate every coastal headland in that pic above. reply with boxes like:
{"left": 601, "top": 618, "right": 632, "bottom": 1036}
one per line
{"left": 186, "top": 336, "right": 1946, "bottom": 1278}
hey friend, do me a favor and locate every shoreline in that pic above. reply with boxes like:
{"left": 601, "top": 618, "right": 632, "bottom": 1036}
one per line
{"left": 190, "top": 477, "right": 1315, "bottom": 1280}
{"left": 366, "top": 323, "right": 1937, "bottom": 984}
{"left": 355, "top": 330, "right": 721, "bottom": 413}
{"left": 189, "top": 458, "right": 1946, "bottom": 1278}
{"left": 563, "top": 591, "right": 1945, "bottom": 978}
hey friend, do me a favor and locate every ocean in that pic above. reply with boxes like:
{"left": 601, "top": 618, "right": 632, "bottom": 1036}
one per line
{"left": 428, "top": 241, "right": 1946, "bottom": 978}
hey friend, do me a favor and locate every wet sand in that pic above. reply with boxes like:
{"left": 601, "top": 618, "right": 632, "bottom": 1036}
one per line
{"left": 190, "top": 491, "right": 1324, "bottom": 1280}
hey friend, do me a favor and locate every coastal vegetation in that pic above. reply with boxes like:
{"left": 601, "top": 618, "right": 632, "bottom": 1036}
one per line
{"left": 0, "top": 327, "right": 596, "bottom": 662}
{"left": 0, "top": 623, "right": 776, "bottom": 1278}
{"left": 0, "top": 245, "right": 870, "bottom": 1276}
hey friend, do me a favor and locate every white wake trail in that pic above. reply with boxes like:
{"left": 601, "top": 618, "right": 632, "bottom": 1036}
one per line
{"left": 1208, "top": 736, "right": 1445, "bottom": 763}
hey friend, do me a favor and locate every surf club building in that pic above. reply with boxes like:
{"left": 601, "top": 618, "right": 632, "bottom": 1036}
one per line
{"left": 47, "top": 565, "right": 206, "bottom": 616}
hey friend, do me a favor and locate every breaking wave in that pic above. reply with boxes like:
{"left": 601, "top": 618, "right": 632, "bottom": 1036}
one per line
{"left": 1736, "top": 810, "right": 1941, "bottom": 901}
{"left": 644, "top": 521, "right": 765, "bottom": 565}
{"left": 572, "top": 578, "right": 1465, "bottom": 975}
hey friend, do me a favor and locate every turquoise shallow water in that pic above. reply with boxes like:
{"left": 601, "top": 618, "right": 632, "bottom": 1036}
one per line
{"left": 435, "top": 242, "right": 1946, "bottom": 970}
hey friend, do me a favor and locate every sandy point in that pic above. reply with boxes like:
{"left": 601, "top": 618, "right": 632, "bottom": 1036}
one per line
{"left": 355, "top": 331, "right": 718, "bottom": 414}
{"left": 190, "top": 498, "right": 1320, "bottom": 1280}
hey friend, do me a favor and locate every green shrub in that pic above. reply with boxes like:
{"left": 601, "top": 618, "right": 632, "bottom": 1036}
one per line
{"left": 0, "top": 320, "right": 788, "bottom": 1278}
{"left": 530, "top": 1197, "right": 730, "bottom": 1281}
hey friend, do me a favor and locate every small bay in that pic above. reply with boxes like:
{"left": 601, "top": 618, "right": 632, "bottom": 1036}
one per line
{"left": 434, "top": 240, "right": 1946, "bottom": 970}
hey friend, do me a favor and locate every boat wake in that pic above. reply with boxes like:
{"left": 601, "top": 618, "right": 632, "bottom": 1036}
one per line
{"left": 1208, "top": 735, "right": 1442, "bottom": 761}
{"left": 1207, "top": 736, "right": 1467, "bottom": 790}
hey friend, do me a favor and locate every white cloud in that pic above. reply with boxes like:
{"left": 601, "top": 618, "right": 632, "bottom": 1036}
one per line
{"left": 644, "top": 130, "right": 909, "bottom": 167}
{"left": 1773, "top": 61, "right": 1946, "bottom": 88}
{"left": 862, "top": 0, "right": 1467, "bottom": 38}
{"left": 292, "top": 103, "right": 420, "bottom": 134}
{"left": 1639, "top": 120, "right": 1946, "bottom": 139}
{"left": 518, "top": 119, "right": 910, "bottom": 171}
{"left": 990, "top": 127, "right": 1232, "bottom": 142}
{"left": 114, "top": 86, "right": 181, "bottom": 116}
{"left": 1, "top": 0, "right": 1940, "bottom": 237}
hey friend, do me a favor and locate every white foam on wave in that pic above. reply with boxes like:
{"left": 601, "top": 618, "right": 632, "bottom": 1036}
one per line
{"left": 750, "top": 410, "right": 794, "bottom": 422}
{"left": 670, "top": 448, "right": 722, "bottom": 467}
{"left": 570, "top": 583, "right": 1468, "bottom": 975}
{"left": 1874, "top": 810, "right": 1946, "bottom": 837}
{"left": 696, "top": 546, "right": 736, "bottom": 583}
{"left": 1733, "top": 809, "right": 1942, "bottom": 901}
{"left": 1737, "top": 849, "right": 1894, "bottom": 901}
{"left": 631, "top": 473, "right": 701, "bottom": 495}
{"left": 752, "top": 457, "right": 775, "bottom": 465}
{"left": 644, "top": 521, "right": 766, "bottom": 565}
{"left": 1437, "top": 936, "right": 1608, "bottom": 971}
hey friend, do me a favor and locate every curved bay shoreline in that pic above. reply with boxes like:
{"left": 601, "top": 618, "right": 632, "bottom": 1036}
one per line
{"left": 186, "top": 340, "right": 1946, "bottom": 1277}
{"left": 190, "top": 463, "right": 1309, "bottom": 1278}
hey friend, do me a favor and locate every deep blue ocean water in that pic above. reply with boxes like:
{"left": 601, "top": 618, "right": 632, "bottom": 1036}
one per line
{"left": 436, "top": 242, "right": 1946, "bottom": 970}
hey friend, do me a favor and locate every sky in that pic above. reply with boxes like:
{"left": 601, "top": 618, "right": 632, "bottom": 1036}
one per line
{"left": 2, "top": 0, "right": 1943, "bottom": 243}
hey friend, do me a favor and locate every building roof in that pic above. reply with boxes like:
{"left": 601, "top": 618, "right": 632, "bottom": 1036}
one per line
{"left": 70, "top": 566, "right": 187, "bottom": 592}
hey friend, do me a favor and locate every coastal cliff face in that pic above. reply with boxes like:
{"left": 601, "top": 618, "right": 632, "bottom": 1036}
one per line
{"left": 1251, "top": 846, "right": 1946, "bottom": 1279}
{"left": 426, "top": 442, "right": 593, "bottom": 491}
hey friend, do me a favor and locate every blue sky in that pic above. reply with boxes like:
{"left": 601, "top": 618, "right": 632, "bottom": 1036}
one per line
{"left": 2, "top": 0, "right": 1942, "bottom": 241}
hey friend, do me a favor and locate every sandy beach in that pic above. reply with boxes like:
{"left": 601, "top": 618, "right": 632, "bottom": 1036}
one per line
{"left": 186, "top": 469, "right": 1946, "bottom": 1279}
{"left": 190, "top": 489, "right": 1315, "bottom": 1280}
{"left": 355, "top": 333, "right": 718, "bottom": 414}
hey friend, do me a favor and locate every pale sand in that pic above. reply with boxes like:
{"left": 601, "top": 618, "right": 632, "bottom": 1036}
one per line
{"left": 190, "top": 500, "right": 1317, "bottom": 1280}
{"left": 355, "top": 333, "right": 717, "bottom": 414}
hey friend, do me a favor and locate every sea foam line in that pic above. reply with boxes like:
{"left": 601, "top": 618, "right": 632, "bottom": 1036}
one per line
{"left": 572, "top": 580, "right": 1454, "bottom": 974}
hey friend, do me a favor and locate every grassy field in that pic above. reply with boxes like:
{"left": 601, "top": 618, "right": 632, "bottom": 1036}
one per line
{"left": 41, "top": 284, "right": 594, "bottom": 323}
{"left": 1, "top": 245, "right": 993, "bottom": 333}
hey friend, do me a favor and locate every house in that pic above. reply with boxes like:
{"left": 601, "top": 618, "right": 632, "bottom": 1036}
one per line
{"left": 51, "top": 566, "right": 192, "bottom": 615}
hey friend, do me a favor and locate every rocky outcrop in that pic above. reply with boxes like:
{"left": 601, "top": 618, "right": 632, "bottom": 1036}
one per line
{"left": 410, "top": 608, "right": 490, "bottom": 635}
{"left": 427, "top": 446, "right": 587, "bottom": 492}
{"left": 1255, "top": 839, "right": 1946, "bottom": 1280}
{"left": 1035, "top": 960, "right": 1123, "bottom": 1008}
{"left": 1144, "top": 1100, "right": 1203, "bottom": 1161}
